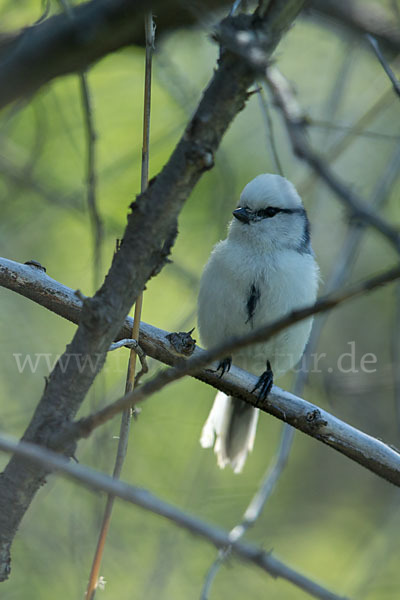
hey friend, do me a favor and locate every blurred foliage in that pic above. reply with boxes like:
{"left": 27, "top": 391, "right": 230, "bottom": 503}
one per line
{"left": 1, "top": 1, "right": 400, "bottom": 599}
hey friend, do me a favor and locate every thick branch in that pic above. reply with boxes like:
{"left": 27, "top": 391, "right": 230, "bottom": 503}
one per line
{"left": 0, "top": 2, "right": 307, "bottom": 580}
{"left": 0, "top": 0, "right": 155, "bottom": 110}
{"left": 2, "top": 257, "right": 400, "bottom": 490}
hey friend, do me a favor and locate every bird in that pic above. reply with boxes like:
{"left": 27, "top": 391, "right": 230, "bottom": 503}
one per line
{"left": 198, "top": 173, "right": 319, "bottom": 473}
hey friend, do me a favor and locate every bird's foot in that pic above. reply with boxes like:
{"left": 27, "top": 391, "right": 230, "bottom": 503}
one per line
{"left": 215, "top": 356, "right": 232, "bottom": 378}
{"left": 252, "top": 360, "right": 273, "bottom": 406}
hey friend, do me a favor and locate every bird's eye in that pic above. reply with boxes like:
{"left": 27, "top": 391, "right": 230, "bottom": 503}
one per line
{"left": 266, "top": 207, "right": 280, "bottom": 217}
{"left": 256, "top": 207, "right": 281, "bottom": 218}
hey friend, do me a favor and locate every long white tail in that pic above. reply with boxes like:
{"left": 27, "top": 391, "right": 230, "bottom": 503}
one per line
{"left": 200, "top": 392, "right": 259, "bottom": 474}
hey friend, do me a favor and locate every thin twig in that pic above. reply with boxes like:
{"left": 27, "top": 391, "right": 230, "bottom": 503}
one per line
{"left": 0, "top": 433, "right": 349, "bottom": 600}
{"left": 257, "top": 86, "right": 284, "bottom": 175}
{"left": 201, "top": 425, "right": 294, "bottom": 599}
{"left": 309, "top": 120, "right": 400, "bottom": 141}
{"left": 80, "top": 72, "right": 103, "bottom": 290}
{"left": 85, "top": 13, "right": 154, "bottom": 600}
{"left": 58, "top": 0, "right": 103, "bottom": 290}
{"left": 108, "top": 338, "right": 149, "bottom": 382}
{"left": 393, "top": 283, "right": 400, "bottom": 435}
{"left": 366, "top": 34, "right": 400, "bottom": 98}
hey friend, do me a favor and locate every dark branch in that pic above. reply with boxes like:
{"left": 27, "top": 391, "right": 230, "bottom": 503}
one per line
{"left": 0, "top": 0, "right": 156, "bottom": 110}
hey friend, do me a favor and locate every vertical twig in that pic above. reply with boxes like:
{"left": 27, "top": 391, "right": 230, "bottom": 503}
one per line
{"left": 365, "top": 23, "right": 400, "bottom": 436}
{"left": 392, "top": 283, "right": 400, "bottom": 434}
{"left": 366, "top": 34, "right": 400, "bottom": 98}
{"left": 258, "top": 85, "right": 284, "bottom": 175}
{"left": 84, "top": 13, "right": 154, "bottom": 600}
{"left": 80, "top": 73, "right": 103, "bottom": 290}
{"left": 201, "top": 416, "right": 294, "bottom": 599}
{"left": 58, "top": 0, "right": 103, "bottom": 290}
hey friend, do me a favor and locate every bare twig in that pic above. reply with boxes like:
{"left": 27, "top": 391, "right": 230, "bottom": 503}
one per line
{"left": 257, "top": 86, "right": 284, "bottom": 175}
{"left": 201, "top": 424, "right": 294, "bottom": 598}
{"left": 366, "top": 33, "right": 400, "bottom": 96}
{"left": 109, "top": 338, "right": 138, "bottom": 352}
{"left": 366, "top": 34, "right": 400, "bottom": 98}
{"left": 265, "top": 66, "right": 400, "bottom": 252}
{"left": 2, "top": 257, "right": 400, "bottom": 486}
{"left": 80, "top": 73, "right": 103, "bottom": 290}
{"left": 0, "top": 433, "right": 348, "bottom": 600}
{"left": 58, "top": 0, "right": 103, "bottom": 290}
{"left": 393, "top": 284, "right": 400, "bottom": 435}
{"left": 109, "top": 338, "right": 149, "bottom": 381}
{"left": 309, "top": 120, "right": 399, "bottom": 141}
{"left": 85, "top": 13, "right": 154, "bottom": 600}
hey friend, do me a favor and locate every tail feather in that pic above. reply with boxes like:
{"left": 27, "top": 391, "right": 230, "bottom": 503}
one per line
{"left": 200, "top": 392, "right": 259, "bottom": 473}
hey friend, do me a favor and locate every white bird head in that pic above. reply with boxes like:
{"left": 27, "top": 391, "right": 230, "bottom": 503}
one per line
{"left": 228, "top": 174, "right": 311, "bottom": 253}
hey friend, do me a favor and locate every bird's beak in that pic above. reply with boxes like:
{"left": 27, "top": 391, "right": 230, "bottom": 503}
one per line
{"left": 232, "top": 207, "right": 251, "bottom": 224}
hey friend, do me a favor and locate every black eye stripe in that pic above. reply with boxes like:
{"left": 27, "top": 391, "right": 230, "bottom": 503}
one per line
{"left": 254, "top": 207, "right": 302, "bottom": 218}
{"left": 256, "top": 207, "right": 281, "bottom": 218}
{"left": 238, "top": 206, "right": 305, "bottom": 221}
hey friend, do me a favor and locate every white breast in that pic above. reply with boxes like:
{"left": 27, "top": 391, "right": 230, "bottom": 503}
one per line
{"left": 197, "top": 238, "right": 319, "bottom": 378}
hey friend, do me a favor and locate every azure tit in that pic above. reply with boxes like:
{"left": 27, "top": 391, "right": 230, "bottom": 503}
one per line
{"left": 198, "top": 174, "right": 319, "bottom": 473}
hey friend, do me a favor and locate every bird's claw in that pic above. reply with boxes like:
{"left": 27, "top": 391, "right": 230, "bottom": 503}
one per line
{"left": 252, "top": 360, "right": 273, "bottom": 405}
{"left": 215, "top": 356, "right": 232, "bottom": 378}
